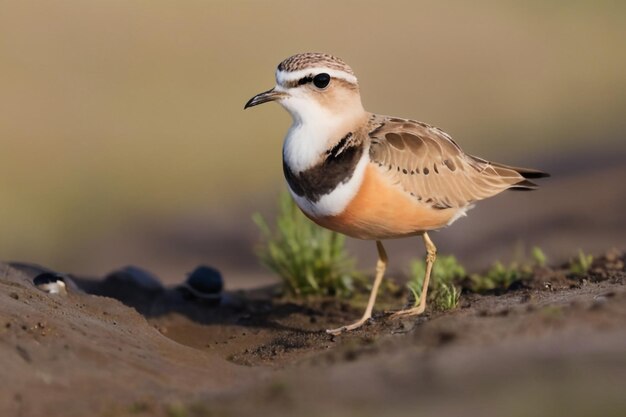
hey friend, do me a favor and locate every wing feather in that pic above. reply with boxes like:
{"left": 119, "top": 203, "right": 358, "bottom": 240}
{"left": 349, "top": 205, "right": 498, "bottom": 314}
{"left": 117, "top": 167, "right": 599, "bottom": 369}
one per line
{"left": 366, "top": 116, "right": 545, "bottom": 209}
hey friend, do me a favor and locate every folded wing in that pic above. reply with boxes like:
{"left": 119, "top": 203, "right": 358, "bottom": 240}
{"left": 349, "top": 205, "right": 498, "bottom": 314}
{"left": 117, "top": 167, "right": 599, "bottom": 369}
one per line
{"left": 368, "top": 116, "right": 548, "bottom": 209}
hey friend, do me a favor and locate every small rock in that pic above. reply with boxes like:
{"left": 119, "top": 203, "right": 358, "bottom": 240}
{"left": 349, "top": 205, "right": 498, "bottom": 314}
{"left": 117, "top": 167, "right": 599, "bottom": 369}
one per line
{"left": 104, "top": 266, "right": 164, "bottom": 293}
{"left": 33, "top": 273, "right": 68, "bottom": 295}
{"left": 178, "top": 265, "right": 223, "bottom": 304}
{"left": 187, "top": 265, "right": 223, "bottom": 294}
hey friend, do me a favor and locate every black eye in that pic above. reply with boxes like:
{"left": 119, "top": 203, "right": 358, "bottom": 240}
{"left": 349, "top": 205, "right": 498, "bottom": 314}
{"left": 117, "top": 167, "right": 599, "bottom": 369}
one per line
{"left": 313, "top": 73, "right": 331, "bottom": 89}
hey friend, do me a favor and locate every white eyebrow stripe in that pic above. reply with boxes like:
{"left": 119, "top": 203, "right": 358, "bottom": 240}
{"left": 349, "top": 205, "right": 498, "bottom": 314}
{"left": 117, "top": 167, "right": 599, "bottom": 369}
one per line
{"left": 276, "top": 68, "right": 358, "bottom": 86}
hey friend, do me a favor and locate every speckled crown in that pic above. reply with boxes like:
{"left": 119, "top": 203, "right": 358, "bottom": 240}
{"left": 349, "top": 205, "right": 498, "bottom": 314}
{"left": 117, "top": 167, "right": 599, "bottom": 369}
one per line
{"left": 277, "top": 53, "right": 354, "bottom": 75}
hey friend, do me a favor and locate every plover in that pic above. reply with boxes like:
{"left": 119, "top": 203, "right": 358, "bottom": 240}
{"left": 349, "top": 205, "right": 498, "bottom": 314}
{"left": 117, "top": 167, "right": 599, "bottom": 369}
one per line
{"left": 245, "top": 52, "right": 548, "bottom": 335}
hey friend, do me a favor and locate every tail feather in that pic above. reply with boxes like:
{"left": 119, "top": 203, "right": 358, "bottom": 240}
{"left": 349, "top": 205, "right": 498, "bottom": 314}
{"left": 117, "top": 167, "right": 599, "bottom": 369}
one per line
{"left": 509, "top": 179, "right": 539, "bottom": 191}
{"left": 489, "top": 161, "right": 549, "bottom": 191}
{"left": 469, "top": 155, "right": 549, "bottom": 192}
{"left": 492, "top": 162, "right": 550, "bottom": 179}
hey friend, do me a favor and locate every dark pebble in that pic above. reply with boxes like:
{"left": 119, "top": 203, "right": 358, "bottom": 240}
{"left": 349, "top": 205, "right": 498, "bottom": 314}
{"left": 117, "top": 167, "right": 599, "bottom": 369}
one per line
{"left": 186, "top": 266, "right": 223, "bottom": 294}
{"left": 104, "top": 266, "right": 163, "bottom": 292}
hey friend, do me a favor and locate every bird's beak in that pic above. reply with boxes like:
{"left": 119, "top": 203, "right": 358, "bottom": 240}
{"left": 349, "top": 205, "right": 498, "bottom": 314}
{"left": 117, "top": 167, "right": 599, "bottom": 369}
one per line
{"left": 244, "top": 88, "right": 286, "bottom": 109}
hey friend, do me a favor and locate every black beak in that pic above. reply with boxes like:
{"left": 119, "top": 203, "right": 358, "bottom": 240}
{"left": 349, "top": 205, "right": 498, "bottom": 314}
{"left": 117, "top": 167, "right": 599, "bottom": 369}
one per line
{"left": 244, "top": 88, "right": 286, "bottom": 109}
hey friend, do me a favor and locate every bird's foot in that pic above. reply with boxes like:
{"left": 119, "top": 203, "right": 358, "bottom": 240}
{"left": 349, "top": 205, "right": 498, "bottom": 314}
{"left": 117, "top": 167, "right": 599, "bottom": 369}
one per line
{"left": 390, "top": 304, "right": 426, "bottom": 319}
{"left": 326, "top": 317, "right": 371, "bottom": 336}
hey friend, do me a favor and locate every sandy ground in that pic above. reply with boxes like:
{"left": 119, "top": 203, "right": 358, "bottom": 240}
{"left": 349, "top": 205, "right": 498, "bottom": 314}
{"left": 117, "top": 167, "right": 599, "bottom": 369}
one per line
{"left": 1, "top": 249, "right": 624, "bottom": 417}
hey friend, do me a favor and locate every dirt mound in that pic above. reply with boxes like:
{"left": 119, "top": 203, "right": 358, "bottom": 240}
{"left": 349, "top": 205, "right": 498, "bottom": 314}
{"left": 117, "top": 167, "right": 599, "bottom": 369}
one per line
{"left": 0, "top": 264, "right": 247, "bottom": 417}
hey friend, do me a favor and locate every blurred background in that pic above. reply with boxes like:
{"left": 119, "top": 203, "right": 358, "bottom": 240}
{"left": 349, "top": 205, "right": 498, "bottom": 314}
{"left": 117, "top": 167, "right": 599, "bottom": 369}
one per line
{"left": 1, "top": 1, "right": 624, "bottom": 286}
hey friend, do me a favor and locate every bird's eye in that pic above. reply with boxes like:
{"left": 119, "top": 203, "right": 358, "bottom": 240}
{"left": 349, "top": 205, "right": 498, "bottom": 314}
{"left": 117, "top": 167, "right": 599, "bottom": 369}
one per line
{"left": 313, "top": 73, "right": 331, "bottom": 89}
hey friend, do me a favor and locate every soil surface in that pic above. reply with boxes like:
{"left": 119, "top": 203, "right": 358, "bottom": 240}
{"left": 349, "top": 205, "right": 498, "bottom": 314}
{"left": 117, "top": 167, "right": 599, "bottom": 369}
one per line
{"left": 1, "top": 250, "right": 625, "bottom": 417}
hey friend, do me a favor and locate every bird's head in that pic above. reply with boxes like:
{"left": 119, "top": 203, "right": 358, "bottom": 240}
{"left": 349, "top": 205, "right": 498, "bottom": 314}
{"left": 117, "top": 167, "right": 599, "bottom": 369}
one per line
{"left": 245, "top": 53, "right": 365, "bottom": 126}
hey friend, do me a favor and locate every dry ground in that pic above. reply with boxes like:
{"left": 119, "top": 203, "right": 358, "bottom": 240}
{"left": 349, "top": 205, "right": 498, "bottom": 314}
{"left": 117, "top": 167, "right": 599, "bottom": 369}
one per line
{"left": 1, "top": 251, "right": 624, "bottom": 417}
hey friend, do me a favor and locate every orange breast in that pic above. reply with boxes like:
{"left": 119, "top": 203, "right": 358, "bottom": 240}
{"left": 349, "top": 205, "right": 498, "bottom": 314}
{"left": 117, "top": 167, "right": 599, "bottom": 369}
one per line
{"left": 309, "top": 164, "right": 459, "bottom": 240}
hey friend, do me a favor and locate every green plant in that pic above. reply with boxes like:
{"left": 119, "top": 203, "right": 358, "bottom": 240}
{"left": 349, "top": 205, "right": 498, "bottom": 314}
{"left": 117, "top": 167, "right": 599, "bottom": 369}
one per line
{"left": 468, "top": 261, "right": 526, "bottom": 292}
{"left": 569, "top": 250, "right": 593, "bottom": 276}
{"left": 531, "top": 246, "right": 547, "bottom": 267}
{"left": 408, "top": 255, "right": 465, "bottom": 311}
{"left": 432, "top": 281, "right": 461, "bottom": 311}
{"left": 468, "top": 246, "right": 550, "bottom": 293}
{"left": 253, "top": 192, "right": 358, "bottom": 297}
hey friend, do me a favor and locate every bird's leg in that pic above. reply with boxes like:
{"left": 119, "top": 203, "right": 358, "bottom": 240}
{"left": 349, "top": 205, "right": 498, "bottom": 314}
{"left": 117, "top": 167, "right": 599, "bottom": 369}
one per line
{"left": 391, "top": 232, "right": 437, "bottom": 318}
{"left": 326, "top": 240, "right": 388, "bottom": 335}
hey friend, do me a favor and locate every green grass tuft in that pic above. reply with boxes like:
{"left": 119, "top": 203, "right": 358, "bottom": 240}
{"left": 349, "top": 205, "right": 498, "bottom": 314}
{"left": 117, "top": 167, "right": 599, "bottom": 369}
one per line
{"left": 253, "top": 192, "right": 358, "bottom": 297}
{"left": 468, "top": 246, "right": 549, "bottom": 293}
{"left": 408, "top": 246, "right": 552, "bottom": 306}
{"left": 468, "top": 261, "right": 527, "bottom": 293}
{"left": 531, "top": 246, "right": 547, "bottom": 267}
{"left": 569, "top": 249, "right": 594, "bottom": 276}
{"left": 408, "top": 255, "right": 465, "bottom": 311}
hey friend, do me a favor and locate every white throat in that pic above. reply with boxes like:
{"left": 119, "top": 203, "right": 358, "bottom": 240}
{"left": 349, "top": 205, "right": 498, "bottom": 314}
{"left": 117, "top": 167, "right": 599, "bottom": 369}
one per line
{"left": 279, "top": 90, "right": 365, "bottom": 173}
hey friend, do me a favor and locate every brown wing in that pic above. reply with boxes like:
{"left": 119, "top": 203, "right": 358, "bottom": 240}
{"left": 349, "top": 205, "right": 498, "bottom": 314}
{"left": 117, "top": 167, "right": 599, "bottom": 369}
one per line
{"left": 367, "top": 116, "right": 546, "bottom": 209}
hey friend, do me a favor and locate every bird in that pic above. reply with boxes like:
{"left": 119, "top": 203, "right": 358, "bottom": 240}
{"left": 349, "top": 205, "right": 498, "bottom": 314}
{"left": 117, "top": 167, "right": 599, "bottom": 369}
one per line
{"left": 245, "top": 52, "right": 548, "bottom": 335}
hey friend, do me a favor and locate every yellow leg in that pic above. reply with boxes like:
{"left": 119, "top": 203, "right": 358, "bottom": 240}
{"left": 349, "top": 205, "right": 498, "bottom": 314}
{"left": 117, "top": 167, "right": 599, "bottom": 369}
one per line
{"left": 391, "top": 232, "right": 437, "bottom": 318}
{"left": 327, "top": 240, "right": 388, "bottom": 335}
